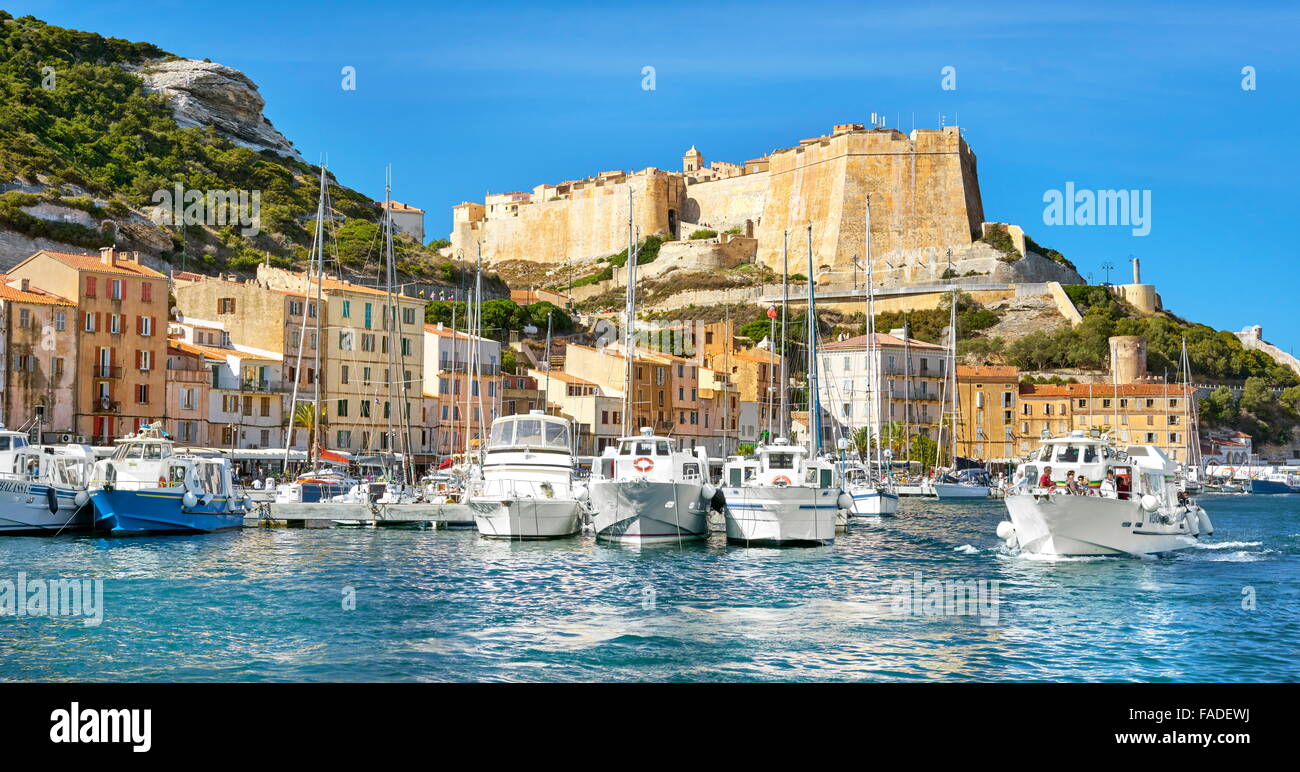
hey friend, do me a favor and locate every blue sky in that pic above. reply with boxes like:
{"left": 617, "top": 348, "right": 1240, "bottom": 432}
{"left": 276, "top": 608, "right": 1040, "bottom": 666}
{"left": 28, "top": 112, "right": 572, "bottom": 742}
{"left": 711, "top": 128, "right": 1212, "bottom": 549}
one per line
{"left": 9, "top": 1, "right": 1299, "bottom": 351}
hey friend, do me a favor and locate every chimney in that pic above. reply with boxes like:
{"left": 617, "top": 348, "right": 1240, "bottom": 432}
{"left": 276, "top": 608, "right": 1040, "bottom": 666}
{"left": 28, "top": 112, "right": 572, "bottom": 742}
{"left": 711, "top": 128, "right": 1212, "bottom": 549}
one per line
{"left": 99, "top": 246, "right": 116, "bottom": 266}
{"left": 1131, "top": 257, "right": 1141, "bottom": 285}
{"left": 20, "top": 278, "right": 29, "bottom": 292}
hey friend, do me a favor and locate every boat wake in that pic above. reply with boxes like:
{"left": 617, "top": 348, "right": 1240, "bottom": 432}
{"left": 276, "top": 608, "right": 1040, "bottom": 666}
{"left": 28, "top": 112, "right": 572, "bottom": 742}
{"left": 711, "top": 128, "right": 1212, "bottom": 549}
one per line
{"left": 1193, "top": 540, "right": 1262, "bottom": 550}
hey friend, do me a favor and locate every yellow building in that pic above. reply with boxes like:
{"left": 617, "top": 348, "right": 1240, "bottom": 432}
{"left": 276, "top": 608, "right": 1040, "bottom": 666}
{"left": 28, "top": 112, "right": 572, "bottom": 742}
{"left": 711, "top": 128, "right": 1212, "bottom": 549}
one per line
{"left": 953, "top": 365, "right": 1019, "bottom": 462}
{"left": 1017, "top": 382, "right": 1196, "bottom": 462}
{"left": 0, "top": 276, "right": 78, "bottom": 440}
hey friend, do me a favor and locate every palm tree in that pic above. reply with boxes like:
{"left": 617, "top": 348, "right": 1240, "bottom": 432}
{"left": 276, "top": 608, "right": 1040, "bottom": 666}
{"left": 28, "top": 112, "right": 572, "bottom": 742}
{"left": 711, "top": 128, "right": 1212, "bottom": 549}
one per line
{"left": 288, "top": 401, "right": 318, "bottom": 446}
{"left": 851, "top": 425, "right": 872, "bottom": 462}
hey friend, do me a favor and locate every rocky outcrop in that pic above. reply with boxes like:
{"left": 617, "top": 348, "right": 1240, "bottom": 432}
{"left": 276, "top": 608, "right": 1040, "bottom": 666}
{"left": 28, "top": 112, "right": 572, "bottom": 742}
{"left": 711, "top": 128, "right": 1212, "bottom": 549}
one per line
{"left": 127, "top": 59, "right": 303, "bottom": 162}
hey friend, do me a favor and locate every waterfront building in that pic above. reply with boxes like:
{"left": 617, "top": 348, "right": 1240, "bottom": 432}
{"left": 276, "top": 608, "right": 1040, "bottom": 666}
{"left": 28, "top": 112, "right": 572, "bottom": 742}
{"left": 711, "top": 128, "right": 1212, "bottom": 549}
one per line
{"left": 817, "top": 331, "right": 947, "bottom": 446}
{"left": 0, "top": 275, "right": 78, "bottom": 440}
{"left": 6, "top": 248, "right": 168, "bottom": 444}
{"left": 953, "top": 365, "right": 1019, "bottom": 462}
{"left": 422, "top": 322, "right": 502, "bottom": 458}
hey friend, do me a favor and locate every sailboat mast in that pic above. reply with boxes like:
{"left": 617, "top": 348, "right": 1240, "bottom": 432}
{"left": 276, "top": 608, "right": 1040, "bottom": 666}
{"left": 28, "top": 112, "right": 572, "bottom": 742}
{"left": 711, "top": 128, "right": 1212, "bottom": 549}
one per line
{"left": 780, "top": 230, "right": 789, "bottom": 436}
{"left": 473, "top": 240, "right": 485, "bottom": 463}
{"left": 622, "top": 187, "right": 635, "bottom": 436}
{"left": 948, "top": 289, "right": 958, "bottom": 468}
{"left": 310, "top": 168, "right": 327, "bottom": 474}
{"left": 543, "top": 310, "right": 553, "bottom": 414}
{"left": 806, "top": 225, "right": 821, "bottom": 456}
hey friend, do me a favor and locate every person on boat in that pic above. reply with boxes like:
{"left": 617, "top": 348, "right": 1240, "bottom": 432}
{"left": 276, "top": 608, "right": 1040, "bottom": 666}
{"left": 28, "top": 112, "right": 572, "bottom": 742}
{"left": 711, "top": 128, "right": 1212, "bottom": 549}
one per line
{"left": 1099, "top": 471, "right": 1118, "bottom": 498}
{"left": 1064, "top": 471, "right": 1080, "bottom": 495}
{"left": 1038, "top": 467, "right": 1053, "bottom": 490}
{"left": 1078, "top": 476, "right": 1094, "bottom": 496}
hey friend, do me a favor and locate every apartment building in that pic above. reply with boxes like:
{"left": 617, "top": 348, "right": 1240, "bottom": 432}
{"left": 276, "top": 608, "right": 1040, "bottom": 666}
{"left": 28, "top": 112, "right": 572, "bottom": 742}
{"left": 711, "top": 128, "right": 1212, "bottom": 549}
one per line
{"left": 6, "top": 248, "right": 168, "bottom": 443}
{"left": 0, "top": 276, "right": 77, "bottom": 440}
{"left": 1018, "top": 382, "right": 1197, "bottom": 462}
{"left": 422, "top": 323, "right": 503, "bottom": 457}
{"left": 953, "top": 365, "right": 1019, "bottom": 462}
{"left": 818, "top": 331, "right": 948, "bottom": 444}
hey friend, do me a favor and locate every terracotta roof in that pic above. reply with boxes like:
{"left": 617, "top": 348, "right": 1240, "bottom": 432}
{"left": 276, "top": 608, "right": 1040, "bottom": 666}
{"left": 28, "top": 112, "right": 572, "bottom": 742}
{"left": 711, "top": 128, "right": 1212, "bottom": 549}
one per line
{"left": 170, "top": 341, "right": 233, "bottom": 360}
{"left": 956, "top": 365, "right": 1018, "bottom": 379}
{"left": 423, "top": 324, "right": 493, "bottom": 342}
{"left": 821, "top": 333, "right": 944, "bottom": 351}
{"left": 1019, "top": 382, "right": 1194, "bottom": 397}
{"left": 539, "top": 370, "right": 596, "bottom": 385}
{"left": 0, "top": 275, "right": 75, "bottom": 306}
{"left": 24, "top": 249, "right": 165, "bottom": 279}
{"left": 382, "top": 200, "right": 424, "bottom": 213}
{"left": 730, "top": 348, "right": 780, "bottom": 364}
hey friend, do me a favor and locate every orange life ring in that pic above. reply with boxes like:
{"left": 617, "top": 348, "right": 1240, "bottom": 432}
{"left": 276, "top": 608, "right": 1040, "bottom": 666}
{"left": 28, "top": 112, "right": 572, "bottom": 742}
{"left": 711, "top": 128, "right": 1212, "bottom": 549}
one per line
{"left": 632, "top": 456, "right": 654, "bottom": 473}
{"left": 773, "top": 475, "right": 792, "bottom": 487}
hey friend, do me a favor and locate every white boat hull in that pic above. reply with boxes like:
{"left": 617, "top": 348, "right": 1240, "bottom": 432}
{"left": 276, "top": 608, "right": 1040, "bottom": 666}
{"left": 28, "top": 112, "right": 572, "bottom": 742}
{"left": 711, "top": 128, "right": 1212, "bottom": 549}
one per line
{"left": 469, "top": 497, "right": 582, "bottom": 539}
{"left": 933, "top": 482, "right": 990, "bottom": 500}
{"left": 722, "top": 485, "right": 838, "bottom": 545}
{"left": 0, "top": 485, "right": 90, "bottom": 534}
{"left": 847, "top": 487, "right": 900, "bottom": 516}
{"left": 1003, "top": 493, "right": 1202, "bottom": 556}
{"left": 590, "top": 479, "right": 710, "bottom": 545}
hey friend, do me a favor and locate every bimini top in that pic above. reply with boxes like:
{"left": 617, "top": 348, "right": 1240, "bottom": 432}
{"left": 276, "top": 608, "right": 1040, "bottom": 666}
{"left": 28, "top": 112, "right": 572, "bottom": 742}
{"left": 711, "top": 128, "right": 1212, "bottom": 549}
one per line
{"left": 487, "top": 413, "right": 571, "bottom": 451}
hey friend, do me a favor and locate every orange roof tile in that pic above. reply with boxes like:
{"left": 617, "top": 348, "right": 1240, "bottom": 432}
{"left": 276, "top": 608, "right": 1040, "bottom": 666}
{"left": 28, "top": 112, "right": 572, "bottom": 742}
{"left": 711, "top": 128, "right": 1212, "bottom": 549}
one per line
{"left": 956, "top": 365, "right": 1019, "bottom": 379}
{"left": 26, "top": 249, "right": 165, "bottom": 279}
{"left": 821, "top": 333, "right": 944, "bottom": 351}
{"left": 1019, "top": 382, "right": 1194, "bottom": 397}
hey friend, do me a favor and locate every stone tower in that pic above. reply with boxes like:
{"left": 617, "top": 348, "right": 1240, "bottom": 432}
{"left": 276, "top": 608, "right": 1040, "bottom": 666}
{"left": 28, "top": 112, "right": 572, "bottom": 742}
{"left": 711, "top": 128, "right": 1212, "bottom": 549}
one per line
{"left": 683, "top": 145, "right": 703, "bottom": 173}
{"left": 1109, "top": 335, "right": 1148, "bottom": 384}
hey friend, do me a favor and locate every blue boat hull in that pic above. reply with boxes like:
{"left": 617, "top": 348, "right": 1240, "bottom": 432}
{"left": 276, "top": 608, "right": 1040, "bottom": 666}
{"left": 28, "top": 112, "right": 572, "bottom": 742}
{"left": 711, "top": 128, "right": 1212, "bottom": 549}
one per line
{"left": 90, "top": 489, "right": 245, "bottom": 535}
{"left": 1249, "top": 479, "right": 1294, "bottom": 494}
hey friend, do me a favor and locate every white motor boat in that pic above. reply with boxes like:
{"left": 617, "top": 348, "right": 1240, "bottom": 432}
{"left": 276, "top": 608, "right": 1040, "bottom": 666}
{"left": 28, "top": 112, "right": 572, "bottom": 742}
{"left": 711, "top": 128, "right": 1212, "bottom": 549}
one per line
{"left": 720, "top": 438, "right": 848, "bottom": 545}
{"left": 0, "top": 431, "right": 95, "bottom": 535}
{"left": 589, "top": 428, "right": 719, "bottom": 545}
{"left": 469, "top": 411, "right": 583, "bottom": 539}
{"left": 997, "top": 430, "right": 1214, "bottom": 557}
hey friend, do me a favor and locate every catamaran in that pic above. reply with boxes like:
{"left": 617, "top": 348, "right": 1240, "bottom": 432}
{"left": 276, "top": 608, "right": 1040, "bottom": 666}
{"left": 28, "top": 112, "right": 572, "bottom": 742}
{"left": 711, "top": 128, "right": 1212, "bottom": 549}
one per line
{"left": 997, "top": 429, "right": 1214, "bottom": 556}
{"left": 469, "top": 411, "right": 584, "bottom": 538}
{"left": 0, "top": 427, "right": 95, "bottom": 534}
{"left": 88, "top": 423, "right": 250, "bottom": 534}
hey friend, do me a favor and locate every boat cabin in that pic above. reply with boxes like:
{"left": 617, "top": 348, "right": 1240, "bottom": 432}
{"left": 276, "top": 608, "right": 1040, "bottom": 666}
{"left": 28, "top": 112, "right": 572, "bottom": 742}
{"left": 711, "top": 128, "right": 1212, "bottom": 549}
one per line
{"left": 1020, "top": 430, "right": 1178, "bottom": 503}
{"left": 486, "top": 411, "right": 572, "bottom": 455}
{"left": 0, "top": 427, "right": 33, "bottom": 474}
{"left": 723, "top": 438, "right": 835, "bottom": 489}
{"left": 596, "top": 427, "right": 708, "bottom": 484}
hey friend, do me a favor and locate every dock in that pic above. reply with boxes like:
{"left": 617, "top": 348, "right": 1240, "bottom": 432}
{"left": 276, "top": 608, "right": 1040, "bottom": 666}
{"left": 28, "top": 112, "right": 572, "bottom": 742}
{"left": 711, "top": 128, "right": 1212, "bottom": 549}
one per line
{"left": 245, "top": 502, "right": 476, "bottom": 528}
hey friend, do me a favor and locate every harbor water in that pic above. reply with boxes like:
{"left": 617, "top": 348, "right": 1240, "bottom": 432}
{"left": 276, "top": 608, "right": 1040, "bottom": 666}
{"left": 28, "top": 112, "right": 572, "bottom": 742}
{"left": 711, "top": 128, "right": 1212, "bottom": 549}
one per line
{"left": 1, "top": 495, "right": 1297, "bottom": 682}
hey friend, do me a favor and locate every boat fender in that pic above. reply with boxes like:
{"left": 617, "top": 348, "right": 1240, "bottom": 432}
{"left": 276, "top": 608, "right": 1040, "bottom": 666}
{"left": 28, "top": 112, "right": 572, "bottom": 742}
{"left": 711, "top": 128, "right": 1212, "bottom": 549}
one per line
{"left": 182, "top": 491, "right": 199, "bottom": 508}
{"left": 701, "top": 483, "right": 717, "bottom": 500}
{"left": 1140, "top": 494, "right": 1160, "bottom": 513}
{"left": 709, "top": 487, "right": 727, "bottom": 512}
{"left": 1198, "top": 508, "right": 1214, "bottom": 536}
{"left": 837, "top": 492, "right": 853, "bottom": 511}
{"left": 996, "top": 521, "right": 1016, "bottom": 541}
{"left": 74, "top": 490, "right": 90, "bottom": 508}
{"left": 1183, "top": 507, "right": 1199, "bottom": 536}
{"left": 46, "top": 486, "right": 59, "bottom": 514}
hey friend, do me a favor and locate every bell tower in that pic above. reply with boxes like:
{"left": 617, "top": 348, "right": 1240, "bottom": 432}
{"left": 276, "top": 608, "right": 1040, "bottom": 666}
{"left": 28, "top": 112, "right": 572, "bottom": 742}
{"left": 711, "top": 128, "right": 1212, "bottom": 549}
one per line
{"left": 682, "top": 145, "right": 704, "bottom": 173}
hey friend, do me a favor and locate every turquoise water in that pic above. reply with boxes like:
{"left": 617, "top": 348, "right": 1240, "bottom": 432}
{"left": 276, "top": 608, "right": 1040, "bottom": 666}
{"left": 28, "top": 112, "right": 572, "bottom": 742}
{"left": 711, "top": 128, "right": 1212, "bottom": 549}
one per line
{"left": 1, "top": 495, "right": 1296, "bottom": 682}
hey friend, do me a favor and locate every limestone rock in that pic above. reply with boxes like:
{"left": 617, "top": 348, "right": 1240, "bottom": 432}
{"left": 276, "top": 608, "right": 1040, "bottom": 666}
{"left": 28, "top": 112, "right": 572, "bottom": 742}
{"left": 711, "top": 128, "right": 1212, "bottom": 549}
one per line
{"left": 127, "top": 59, "right": 303, "bottom": 162}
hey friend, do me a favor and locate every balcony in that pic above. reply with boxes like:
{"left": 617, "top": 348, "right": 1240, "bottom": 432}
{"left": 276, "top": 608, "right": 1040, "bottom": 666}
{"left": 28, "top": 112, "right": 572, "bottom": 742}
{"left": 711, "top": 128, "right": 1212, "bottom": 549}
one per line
{"left": 92, "top": 398, "right": 121, "bottom": 413}
{"left": 167, "top": 367, "right": 210, "bottom": 384}
{"left": 94, "top": 365, "right": 123, "bottom": 380}
{"left": 438, "top": 361, "right": 501, "bottom": 375}
{"left": 240, "top": 378, "right": 292, "bottom": 394}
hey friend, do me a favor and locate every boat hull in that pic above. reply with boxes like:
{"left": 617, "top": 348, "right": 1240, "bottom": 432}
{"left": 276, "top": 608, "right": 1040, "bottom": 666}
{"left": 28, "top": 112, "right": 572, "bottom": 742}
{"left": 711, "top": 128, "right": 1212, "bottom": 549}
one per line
{"left": 1249, "top": 478, "right": 1295, "bottom": 494}
{"left": 90, "top": 489, "right": 245, "bottom": 535}
{"left": 847, "top": 487, "right": 900, "bottom": 516}
{"left": 0, "top": 483, "right": 90, "bottom": 534}
{"left": 722, "top": 485, "right": 838, "bottom": 546}
{"left": 933, "top": 482, "right": 990, "bottom": 500}
{"left": 469, "top": 497, "right": 582, "bottom": 539}
{"left": 1003, "top": 493, "right": 1199, "bottom": 556}
{"left": 590, "top": 479, "right": 710, "bottom": 545}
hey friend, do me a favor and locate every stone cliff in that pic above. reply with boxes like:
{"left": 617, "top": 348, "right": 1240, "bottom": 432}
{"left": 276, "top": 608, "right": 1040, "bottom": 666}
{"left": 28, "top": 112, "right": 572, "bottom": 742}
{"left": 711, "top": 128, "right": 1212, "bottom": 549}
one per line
{"left": 126, "top": 59, "right": 303, "bottom": 162}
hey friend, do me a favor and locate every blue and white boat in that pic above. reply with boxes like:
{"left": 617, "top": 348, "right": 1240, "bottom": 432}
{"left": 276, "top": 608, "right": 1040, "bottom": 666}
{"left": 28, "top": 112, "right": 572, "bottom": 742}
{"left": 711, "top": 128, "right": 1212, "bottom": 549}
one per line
{"left": 721, "top": 438, "right": 848, "bottom": 546}
{"left": 1249, "top": 473, "right": 1299, "bottom": 494}
{"left": 88, "top": 424, "right": 250, "bottom": 535}
{"left": 0, "top": 427, "right": 95, "bottom": 534}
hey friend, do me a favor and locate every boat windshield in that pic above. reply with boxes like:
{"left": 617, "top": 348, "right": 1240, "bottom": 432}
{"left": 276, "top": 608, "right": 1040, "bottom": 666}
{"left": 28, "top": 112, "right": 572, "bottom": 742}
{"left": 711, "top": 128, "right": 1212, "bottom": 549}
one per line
{"left": 490, "top": 418, "right": 571, "bottom": 450}
{"left": 766, "top": 452, "right": 796, "bottom": 470}
{"left": 619, "top": 438, "right": 673, "bottom": 456}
